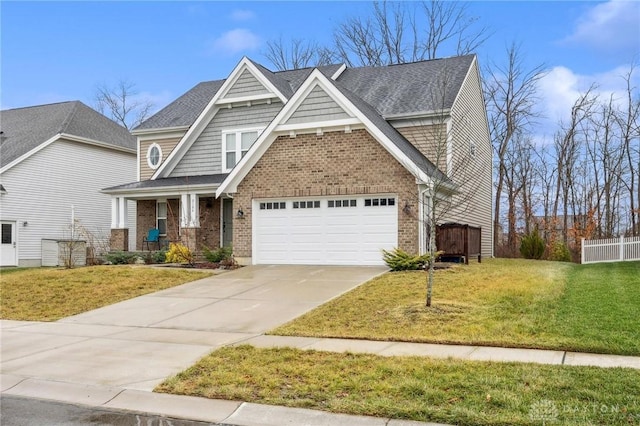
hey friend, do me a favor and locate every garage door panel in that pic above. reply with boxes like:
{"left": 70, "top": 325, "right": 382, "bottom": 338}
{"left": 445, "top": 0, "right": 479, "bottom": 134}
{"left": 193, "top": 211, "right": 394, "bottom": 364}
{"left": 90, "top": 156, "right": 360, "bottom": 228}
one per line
{"left": 254, "top": 195, "right": 397, "bottom": 265}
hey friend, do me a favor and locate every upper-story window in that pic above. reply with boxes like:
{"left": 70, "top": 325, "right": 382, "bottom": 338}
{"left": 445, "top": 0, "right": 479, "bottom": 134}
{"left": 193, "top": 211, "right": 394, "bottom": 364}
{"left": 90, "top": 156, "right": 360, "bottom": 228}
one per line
{"left": 146, "top": 143, "right": 163, "bottom": 170}
{"left": 222, "top": 128, "right": 261, "bottom": 171}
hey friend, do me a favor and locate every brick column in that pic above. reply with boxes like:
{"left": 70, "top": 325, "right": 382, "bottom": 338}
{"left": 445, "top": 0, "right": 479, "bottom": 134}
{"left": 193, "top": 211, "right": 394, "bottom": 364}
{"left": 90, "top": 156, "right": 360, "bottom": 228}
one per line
{"left": 111, "top": 229, "right": 129, "bottom": 251}
{"left": 180, "top": 227, "right": 200, "bottom": 253}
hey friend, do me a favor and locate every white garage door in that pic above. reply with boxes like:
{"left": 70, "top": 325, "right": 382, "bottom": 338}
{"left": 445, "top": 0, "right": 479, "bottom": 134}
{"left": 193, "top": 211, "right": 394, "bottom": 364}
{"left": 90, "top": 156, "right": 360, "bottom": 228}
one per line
{"left": 254, "top": 195, "right": 398, "bottom": 265}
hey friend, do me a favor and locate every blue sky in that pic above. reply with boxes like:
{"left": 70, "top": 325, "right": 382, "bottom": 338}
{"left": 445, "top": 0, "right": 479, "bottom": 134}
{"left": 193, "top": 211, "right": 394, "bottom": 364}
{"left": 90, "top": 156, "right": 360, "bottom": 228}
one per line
{"left": 2, "top": 1, "right": 639, "bottom": 136}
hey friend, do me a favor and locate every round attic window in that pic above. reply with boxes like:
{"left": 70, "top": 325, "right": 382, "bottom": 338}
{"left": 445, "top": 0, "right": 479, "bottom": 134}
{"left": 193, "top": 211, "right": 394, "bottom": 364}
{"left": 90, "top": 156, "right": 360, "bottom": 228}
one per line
{"left": 147, "top": 143, "right": 162, "bottom": 169}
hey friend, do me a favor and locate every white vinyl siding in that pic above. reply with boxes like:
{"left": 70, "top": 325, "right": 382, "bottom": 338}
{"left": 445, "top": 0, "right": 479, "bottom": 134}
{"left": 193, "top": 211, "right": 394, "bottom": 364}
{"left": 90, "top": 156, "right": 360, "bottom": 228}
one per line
{"left": 224, "top": 69, "right": 270, "bottom": 99}
{"left": 0, "top": 139, "right": 137, "bottom": 265}
{"left": 285, "top": 85, "right": 350, "bottom": 125}
{"left": 170, "top": 102, "right": 281, "bottom": 177}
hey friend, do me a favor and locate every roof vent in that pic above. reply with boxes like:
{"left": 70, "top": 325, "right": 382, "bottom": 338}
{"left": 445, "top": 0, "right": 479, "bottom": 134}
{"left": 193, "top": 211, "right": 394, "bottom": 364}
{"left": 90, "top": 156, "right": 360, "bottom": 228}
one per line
{"left": 0, "top": 131, "right": 7, "bottom": 144}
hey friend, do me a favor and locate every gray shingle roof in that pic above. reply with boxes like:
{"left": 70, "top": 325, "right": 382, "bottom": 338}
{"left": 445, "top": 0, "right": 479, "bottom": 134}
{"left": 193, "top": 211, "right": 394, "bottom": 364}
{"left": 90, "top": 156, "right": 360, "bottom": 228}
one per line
{"left": 134, "top": 64, "right": 344, "bottom": 132}
{"left": 1, "top": 101, "right": 136, "bottom": 168}
{"left": 336, "top": 55, "right": 474, "bottom": 116}
{"left": 134, "top": 80, "right": 224, "bottom": 131}
{"left": 103, "top": 173, "right": 228, "bottom": 192}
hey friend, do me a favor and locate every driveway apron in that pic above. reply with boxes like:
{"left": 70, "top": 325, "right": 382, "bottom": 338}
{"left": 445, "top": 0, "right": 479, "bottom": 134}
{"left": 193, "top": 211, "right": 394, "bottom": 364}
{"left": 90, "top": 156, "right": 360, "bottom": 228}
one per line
{"left": 1, "top": 265, "right": 386, "bottom": 391}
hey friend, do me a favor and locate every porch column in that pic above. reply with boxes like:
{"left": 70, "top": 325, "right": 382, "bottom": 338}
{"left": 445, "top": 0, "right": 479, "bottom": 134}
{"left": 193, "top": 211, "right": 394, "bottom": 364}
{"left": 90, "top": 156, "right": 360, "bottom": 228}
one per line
{"left": 189, "top": 193, "right": 200, "bottom": 227}
{"left": 110, "top": 196, "right": 129, "bottom": 252}
{"left": 180, "top": 193, "right": 189, "bottom": 228}
{"left": 179, "top": 193, "right": 200, "bottom": 253}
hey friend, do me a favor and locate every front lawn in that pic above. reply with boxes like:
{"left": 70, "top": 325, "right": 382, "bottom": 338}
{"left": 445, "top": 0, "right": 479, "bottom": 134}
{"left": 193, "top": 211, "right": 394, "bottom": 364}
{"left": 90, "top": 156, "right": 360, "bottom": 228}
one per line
{"left": 271, "top": 259, "right": 640, "bottom": 355}
{"left": 157, "top": 345, "right": 640, "bottom": 426}
{"left": 0, "top": 266, "right": 212, "bottom": 321}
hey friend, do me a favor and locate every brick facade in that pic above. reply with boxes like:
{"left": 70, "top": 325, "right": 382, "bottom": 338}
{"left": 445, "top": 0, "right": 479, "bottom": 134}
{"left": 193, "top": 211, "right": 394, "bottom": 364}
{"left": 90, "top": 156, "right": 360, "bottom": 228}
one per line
{"left": 233, "top": 129, "right": 420, "bottom": 259}
{"left": 110, "top": 228, "right": 129, "bottom": 251}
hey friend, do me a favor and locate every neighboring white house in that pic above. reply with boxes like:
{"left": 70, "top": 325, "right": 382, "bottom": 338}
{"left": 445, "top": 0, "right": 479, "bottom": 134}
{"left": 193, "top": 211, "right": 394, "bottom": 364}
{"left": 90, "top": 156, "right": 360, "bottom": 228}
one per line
{"left": 0, "top": 101, "right": 137, "bottom": 267}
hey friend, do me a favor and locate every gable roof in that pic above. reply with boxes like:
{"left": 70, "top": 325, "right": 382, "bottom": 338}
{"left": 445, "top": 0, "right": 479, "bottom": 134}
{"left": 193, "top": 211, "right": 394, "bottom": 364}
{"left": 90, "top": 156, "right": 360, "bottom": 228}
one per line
{"left": 134, "top": 63, "right": 345, "bottom": 133}
{"left": 336, "top": 54, "right": 474, "bottom": 117}
{"left": 1, "top": 101, "right": 136, "bottom": 169}
{"left": 216, "top": 68, "right": 454, "bottom": 197}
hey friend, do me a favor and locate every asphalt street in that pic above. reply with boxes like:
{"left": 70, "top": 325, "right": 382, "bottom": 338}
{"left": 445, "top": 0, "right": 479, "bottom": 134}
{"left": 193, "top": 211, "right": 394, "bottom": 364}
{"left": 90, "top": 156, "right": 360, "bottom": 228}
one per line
{"left": 0, "top": 395, "right": 226, "bottom": 426}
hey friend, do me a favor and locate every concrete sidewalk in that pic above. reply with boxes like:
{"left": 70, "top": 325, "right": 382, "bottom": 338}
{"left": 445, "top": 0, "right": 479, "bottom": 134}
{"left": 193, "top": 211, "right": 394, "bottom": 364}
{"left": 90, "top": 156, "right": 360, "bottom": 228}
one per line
{"left": 241, "top": 335, "right": 640, "bottom": 369}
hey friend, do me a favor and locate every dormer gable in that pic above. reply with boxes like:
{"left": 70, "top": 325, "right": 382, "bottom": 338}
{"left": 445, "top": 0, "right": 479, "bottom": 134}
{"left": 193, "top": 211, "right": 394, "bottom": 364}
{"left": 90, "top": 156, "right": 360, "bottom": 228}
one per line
{"left": 215, "top": 57, "right": 288, "bottom": 106}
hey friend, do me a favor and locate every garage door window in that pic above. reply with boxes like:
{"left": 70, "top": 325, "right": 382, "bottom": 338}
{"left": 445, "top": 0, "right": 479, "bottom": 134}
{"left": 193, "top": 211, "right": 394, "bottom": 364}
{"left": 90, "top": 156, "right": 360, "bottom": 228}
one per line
{"left": 293, "top": 200, "right": 320, "bottom": 209}
{"left": 364, "top": 197, "right": 395, "bottom": 207}
{"left": 328, "top": 199, "right": 357, "bottom": 208}
{"left": 260, "top": 202, "right": 286, "bottom": 210}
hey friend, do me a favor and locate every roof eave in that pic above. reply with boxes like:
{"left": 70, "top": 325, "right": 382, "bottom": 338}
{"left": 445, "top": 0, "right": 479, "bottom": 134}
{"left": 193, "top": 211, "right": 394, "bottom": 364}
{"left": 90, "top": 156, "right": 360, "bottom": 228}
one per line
{"left": 131, "top": 125, "right": 190, "bottom": 136}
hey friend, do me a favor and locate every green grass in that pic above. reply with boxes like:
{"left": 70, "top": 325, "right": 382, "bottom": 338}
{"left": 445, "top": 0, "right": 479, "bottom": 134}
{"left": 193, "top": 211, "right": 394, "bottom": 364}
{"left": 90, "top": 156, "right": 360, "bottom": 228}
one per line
{"left": 271, "top": 259, "right": 640, "bottom": 355}
{"left": 0, "top": 265, "right": 212, "bottom": 321}
{"left": 157, "top": 345, "right": 640, "bottom": 426}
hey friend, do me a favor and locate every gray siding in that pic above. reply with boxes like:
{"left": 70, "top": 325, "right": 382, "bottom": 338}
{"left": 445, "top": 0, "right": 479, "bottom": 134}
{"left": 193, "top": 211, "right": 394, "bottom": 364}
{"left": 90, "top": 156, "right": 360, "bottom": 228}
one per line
{"left": 441, "top": 60, "right": 493, "bottom": 258}
{"left": 170, "top": 102, "right": 282, "bottom": 177}
{"left": 0, "top": 139, "right": 137, "bottom": 265}
{"left": 285, "top": 85, "right": 350, "bottom": 125}
{"left": 225, "top": 69, "right": 269, "bottom": 98}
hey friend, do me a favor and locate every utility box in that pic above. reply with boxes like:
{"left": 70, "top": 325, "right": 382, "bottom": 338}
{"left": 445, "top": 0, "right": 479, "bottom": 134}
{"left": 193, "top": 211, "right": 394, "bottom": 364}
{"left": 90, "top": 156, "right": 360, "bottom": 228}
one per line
{"left": 42, "top": 239, "right": 86, "bottom": 267}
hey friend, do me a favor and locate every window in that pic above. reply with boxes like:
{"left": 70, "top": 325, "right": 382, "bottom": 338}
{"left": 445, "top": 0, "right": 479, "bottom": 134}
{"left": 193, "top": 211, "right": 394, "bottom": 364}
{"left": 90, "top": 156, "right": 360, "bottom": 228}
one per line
{"left": 364, "top": 197, "right": 395, "bottom": 207}
{"left": 223, "top": 129, "right": 260, "bottom": 171}
{"left": 1, "top": 223, "right": 11, "bottom": 244}
{"left": 328, "top": 199, "right": 357, "bottom": 208}
{"left": 293, "top": 200, "right": 320, "bottom": 209}
{"left": 259, "top": 202, "right": 286, "bottom": 210}
{"left": 146, "top": 143, "right": 163, "bottom": 169}
{"left": 157, "top": 201, "right": 167, "bottom": 236}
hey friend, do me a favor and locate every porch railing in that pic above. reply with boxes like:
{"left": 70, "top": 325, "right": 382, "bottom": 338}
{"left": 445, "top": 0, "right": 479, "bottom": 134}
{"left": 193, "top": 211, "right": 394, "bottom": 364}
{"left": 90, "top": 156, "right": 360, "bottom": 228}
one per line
{"left": 581, "top": 236, "right": 640, "bottom": 264}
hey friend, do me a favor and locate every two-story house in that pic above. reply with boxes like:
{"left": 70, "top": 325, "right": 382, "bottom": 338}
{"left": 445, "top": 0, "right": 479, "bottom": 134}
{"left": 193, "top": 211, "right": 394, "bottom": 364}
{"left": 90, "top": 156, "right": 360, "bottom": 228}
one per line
{"left": 103, "top": 55, "right": 492, "bottom": 266}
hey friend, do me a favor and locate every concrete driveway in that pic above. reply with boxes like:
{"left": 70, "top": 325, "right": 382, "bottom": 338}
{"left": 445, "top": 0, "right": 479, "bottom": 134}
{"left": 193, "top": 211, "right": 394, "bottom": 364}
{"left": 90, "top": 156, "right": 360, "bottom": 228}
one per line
{"left": 1, "top": 265, "right": 385, "bottom": 391}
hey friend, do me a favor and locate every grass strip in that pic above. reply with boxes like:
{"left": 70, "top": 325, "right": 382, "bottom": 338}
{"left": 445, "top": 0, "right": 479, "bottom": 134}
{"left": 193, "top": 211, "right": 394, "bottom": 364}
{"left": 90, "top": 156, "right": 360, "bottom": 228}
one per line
{"left": 270, "top": 259, "right": 640, "bottom": 355}
{"left": 0, "top": 266, "right": 212, "bottom": 321}
{"left": 157, "top": 345, "right": 640, "bottom": 426}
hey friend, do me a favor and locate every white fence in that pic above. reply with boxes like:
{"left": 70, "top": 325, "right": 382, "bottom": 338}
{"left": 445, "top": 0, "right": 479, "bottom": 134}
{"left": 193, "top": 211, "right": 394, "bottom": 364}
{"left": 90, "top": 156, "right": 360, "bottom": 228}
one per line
{"left": 581, "top": 236, "right": 640, "bottom": 264}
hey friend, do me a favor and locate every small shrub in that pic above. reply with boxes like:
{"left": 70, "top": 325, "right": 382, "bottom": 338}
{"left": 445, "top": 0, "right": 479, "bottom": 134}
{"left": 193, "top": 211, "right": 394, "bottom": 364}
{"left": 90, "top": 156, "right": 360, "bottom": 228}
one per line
{"left": 165, "top": 243, "right": 194, "bottom": 264}
{"left": 203, "top": 246, "right": 233, "bottom": 263}
{"left": 219, "top": 255, "right": 239, "bottom": 269}
{"left": 520, "top": 229, "right": 546, "bottom": 259}
{"left": 382, "top": 248, "right": 431, "bottom": 271}
{"left": 549, "top": 240, "right": 571, "bottom": 262}
{"left": 105, "top": 251, "right": 138, "bottom": 265}
{"left": 152, "top": 248, "right": 167, "bottom": 264}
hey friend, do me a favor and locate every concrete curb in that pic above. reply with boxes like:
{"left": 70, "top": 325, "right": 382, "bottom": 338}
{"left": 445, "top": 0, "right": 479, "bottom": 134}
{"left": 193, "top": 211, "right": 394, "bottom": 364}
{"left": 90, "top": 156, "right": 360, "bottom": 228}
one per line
{"left": 0, "top": 376, "right": 450, "bottom": 426}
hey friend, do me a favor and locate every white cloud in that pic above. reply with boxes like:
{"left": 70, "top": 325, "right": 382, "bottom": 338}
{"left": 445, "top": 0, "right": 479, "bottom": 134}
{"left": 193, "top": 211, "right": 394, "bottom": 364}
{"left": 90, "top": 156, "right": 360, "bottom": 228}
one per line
{"left": 537, "top": 64, "right": 638, "bottom": 131}
{"left": 230, "top": 9, "right": 256, "bottom": 21}
{"left": 208, "top": 28, "right": 261, "bottom": 55}
{"left": 561, "top": 0, "right": 640, "bottom": 52}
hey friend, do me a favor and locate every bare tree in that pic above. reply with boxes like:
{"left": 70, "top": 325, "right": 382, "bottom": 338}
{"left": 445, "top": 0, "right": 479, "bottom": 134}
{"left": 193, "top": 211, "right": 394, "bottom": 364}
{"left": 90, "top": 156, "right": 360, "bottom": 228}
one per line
{"left": 264, "top": 37, "right": 334, "bottom": 71}
{"left": 553, "top": 86, "right": 598, "bottom": 245}
{"left": 95, "top": 79, "right": 153, "bottom": 130}
{"left": 484, "top": 43, "right": 546, "bottom": 255}
{"left": 333, "top": 1, "right": 489, "bottom": 66}
{"left": 617, "top": 62, "right": 640, "bottom": 235}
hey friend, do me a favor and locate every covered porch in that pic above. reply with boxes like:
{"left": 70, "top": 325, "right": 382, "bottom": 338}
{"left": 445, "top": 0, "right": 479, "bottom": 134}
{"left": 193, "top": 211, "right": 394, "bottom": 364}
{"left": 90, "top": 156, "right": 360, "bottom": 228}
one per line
{"left": 102, "top": 175, "right": 232, "bottom": 254}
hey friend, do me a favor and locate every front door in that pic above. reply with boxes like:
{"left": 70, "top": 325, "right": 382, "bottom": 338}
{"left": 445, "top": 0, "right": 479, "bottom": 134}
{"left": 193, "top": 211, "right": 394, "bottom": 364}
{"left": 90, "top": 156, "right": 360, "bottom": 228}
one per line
{"left": 1, "top": 221, "right": 17, "bottom": 266}
{"left": 222, "top": 199, "right": 233, "bottom": 248}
